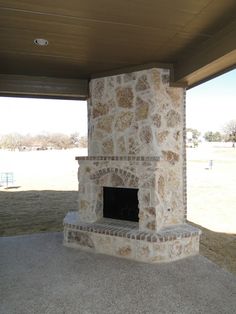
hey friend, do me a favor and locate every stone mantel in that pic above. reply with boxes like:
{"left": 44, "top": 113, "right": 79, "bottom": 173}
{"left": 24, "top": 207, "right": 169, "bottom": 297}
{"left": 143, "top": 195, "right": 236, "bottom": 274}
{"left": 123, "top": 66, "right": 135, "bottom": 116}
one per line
{"left": 75, "top": 156, "right": 161, "bottom": 162}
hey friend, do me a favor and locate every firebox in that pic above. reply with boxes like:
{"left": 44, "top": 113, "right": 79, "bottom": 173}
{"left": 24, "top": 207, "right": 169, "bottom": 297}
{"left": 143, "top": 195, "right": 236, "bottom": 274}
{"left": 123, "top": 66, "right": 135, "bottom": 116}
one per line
{"left": 103, "top": 187, "right": 139, "bottom": 222}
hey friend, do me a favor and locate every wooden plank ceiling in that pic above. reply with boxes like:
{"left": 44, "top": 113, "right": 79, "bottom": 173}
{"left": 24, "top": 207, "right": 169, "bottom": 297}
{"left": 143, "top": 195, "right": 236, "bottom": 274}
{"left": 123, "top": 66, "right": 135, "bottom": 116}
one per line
{"left": 0, "top": 0, "right": 235, "bottom": 96}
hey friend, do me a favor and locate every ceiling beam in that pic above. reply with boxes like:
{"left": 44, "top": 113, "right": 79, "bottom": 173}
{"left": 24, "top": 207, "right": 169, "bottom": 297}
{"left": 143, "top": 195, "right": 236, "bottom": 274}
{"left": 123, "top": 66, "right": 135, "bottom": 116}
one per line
{"left": 173, "top": 20, "right": 236, "bottom": 88}
{"left": 91, "top": 62, "right": 174, "bottom": 80}
{"left": 0, "top": 74, "right": 89, "bottom": 99}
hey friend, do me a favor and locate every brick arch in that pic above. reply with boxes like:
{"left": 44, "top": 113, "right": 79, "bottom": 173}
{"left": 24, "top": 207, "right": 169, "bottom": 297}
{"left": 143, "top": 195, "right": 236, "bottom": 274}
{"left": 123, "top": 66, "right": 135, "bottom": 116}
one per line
{"left": 90, "top": 167, "right": 139, "bottom": 186}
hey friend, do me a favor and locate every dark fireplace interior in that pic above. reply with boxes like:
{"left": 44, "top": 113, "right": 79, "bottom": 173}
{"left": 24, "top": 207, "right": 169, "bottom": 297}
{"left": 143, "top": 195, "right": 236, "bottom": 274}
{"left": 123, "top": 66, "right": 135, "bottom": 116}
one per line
{"left": 103, "top": 187, "right": 139, "bottom": 222}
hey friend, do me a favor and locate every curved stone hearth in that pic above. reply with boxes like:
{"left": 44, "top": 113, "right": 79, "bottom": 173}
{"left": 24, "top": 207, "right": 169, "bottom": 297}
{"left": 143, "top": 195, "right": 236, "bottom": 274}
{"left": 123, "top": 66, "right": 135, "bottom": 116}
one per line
{"left": 64, "top": 212, "right": 200, "bottom": 263}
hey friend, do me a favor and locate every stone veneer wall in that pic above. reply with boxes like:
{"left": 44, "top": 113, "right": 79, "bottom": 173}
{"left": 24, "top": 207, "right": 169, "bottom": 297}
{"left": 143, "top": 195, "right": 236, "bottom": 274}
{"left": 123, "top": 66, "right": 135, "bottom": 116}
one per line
{"left": 63, "top": 68, "right": 201, "bottom": 262}
{"left": 88, "top": 68, "right": 184, "bottom": 158}
{"left": 85, "top": 68, "right": 186, "bottom": 228}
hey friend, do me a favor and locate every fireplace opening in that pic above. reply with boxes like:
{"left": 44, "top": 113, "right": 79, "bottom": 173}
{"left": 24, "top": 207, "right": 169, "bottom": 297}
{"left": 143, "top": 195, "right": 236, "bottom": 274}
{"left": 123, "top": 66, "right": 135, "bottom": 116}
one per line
{"left": 103, "top": 187, "right": 139, "bottom": 222}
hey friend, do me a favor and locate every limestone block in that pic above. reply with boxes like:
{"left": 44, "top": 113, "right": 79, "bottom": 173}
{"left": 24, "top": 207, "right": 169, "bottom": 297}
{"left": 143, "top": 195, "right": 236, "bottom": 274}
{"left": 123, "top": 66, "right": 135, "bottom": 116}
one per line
{"left": 102, "top": 138, "right": 114, "bottom": 155}
{"left": 123, "top": 73, "right": 136, "bottom": 83}
{"left": 158, "top": 175, "right": 165, "bottom": 200}
{"left": 146, "top": 220, "right": 156, "bottom": 231}
{"left": 128, "top": 136, "right": 140, "bottom": 155}
{"left": 116, "top": 87, "right": 134, "bottom": 108}
{"left": 110, "top": 173, "right": 124, "bottom": 187}
{"left": 136, "top": 242, "right": 153, "bottom": 262}
{"left": 152, "top": 113, "right": 162, "bottom": 128}
{"left": 113, "top": 237, "right": 136, "bottom": 259}
{"left": 139, "top": 126, "right": 153, "bottom": 144}
{"left": 115, "top": 111, "right": 134, "bottom": 131}
{"left": 91, "top": 234, "right": 114, "bottom": 255}
{"left": 117, "top": 136, "right": 126, "bottom": 154}
{"left": 151, "top": 243, "right": 168, "bottom": 262}
{"left": 92, "top": 103, "right": 109, "bottom": 118}
{"left": 91, "top": 78, "right": 105, "bottom": 100}
{"left": 135, "top": 74, "right": 150, "bottom": 92}
{"left": 135, "top": 97, "right": 149, "bottom": 121}
{"left": 166, "top": 87, "right": 183, "bottom": 107}
{"left": 150, "top": 68, "right": 162, "bottom": 90}
{"left": 156, "top": 131, "right": 169, "bottom": 143}
{"left": 97, "top": 115, "right": 113, "bottom": 132}
{"left": 162, "top": 150, "right": 179, "bottom": 165}
{"left": 166, "top": 110, "right": 181, "bottom": 127}
{"left": 68, "top": 231, "right": 94, "bottom": 249}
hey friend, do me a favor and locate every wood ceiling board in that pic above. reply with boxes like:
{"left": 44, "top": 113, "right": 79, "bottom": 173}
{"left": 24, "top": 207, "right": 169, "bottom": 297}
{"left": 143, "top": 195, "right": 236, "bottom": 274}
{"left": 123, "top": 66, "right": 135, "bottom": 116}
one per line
{"left": 0, "top": 10, "right": 181, "bottom": 55}
{"left": 152, "top": 32, "right": 214, "bottom": 64}
{"left": 0, "top": 7, "right": 192, "bottom": 34}
{"left": 183, "top": 5, "right": 236, "bottom": 37}
{"left": 0, "top": 54, "right": 164, "bottom": 79}
{"left": 0, "top": 0, "right": 235, "bottom": 87}
{"left": 0, "top": 0, "right": 208, "bottom": 29}
{"left": 0, "top": 21, "right": 176, "bottom": 66}
{"left": 0, "top": 53, "right": 132, "bottom": 79}
{"left": 0, "top": 9, "right": 178, "bottom": 63}
{"left": 0, "top": 48, "right": 178, "bottom": 78}
{"left": 0, "top": 20, "right": 174, "bottom": 47}
{"left": 0, "top": 37, "right": 169, "bottom": 67}
{"left": 0, "top": 9, "right": 179, "bottom": 38}
{"left": 0, "top": 51, "right": 128, "bottom": 68}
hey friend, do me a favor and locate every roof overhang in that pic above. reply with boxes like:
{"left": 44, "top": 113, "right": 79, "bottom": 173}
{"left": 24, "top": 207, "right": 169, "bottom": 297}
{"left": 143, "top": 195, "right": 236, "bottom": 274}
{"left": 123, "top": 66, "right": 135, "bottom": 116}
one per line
{"left": 0, "top": 0, "right": 235, "bottom": 98}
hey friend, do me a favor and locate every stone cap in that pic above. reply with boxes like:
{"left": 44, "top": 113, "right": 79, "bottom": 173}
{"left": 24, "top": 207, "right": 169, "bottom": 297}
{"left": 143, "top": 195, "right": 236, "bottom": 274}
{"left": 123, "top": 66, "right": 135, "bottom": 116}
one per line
{"left": 75, "top": 156, "right": 161, "bottom": 162}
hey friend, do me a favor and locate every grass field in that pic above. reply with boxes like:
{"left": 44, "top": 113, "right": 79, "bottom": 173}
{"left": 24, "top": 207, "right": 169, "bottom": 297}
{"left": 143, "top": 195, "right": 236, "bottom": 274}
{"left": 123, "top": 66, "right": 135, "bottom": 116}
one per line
{"left": 187, "top": 144, "right": 236, "bottom": 274}
{"left": 0, "top": 146, "right": 235, "bottom": 274}
{"left": 0, "top": 148, "right": 87, "bottom": 191}
{"left": 187, "top": 143, "right": 236, "bottom": 234}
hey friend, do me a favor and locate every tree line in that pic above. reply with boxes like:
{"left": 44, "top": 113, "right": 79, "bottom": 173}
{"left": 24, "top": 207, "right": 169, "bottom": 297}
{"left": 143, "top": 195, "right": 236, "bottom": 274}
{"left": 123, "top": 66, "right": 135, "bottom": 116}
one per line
{"left": 0, "top": 132, "right": 87, "bottom": 150}
{"left": 188, "top": 119, "right": 236, "bottom": 145}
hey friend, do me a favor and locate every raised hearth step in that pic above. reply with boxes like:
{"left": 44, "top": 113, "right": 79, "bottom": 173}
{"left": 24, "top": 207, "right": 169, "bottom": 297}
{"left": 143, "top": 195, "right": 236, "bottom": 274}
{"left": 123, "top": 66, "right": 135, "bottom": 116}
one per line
{"left": 64, "top": 212, "right": 200, "bottom": 243}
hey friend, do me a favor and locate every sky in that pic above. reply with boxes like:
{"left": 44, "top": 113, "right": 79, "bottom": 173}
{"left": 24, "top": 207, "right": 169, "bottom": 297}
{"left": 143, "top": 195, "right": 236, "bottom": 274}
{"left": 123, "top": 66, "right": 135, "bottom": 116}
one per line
{"left": 186, "top": 69, "right": 236, "bottom": 134}
{"left": 0, "top": 69, "right": 235, "bottom": 136}
{"left": 0, "top": 97, "right": 87, "bottom": 136}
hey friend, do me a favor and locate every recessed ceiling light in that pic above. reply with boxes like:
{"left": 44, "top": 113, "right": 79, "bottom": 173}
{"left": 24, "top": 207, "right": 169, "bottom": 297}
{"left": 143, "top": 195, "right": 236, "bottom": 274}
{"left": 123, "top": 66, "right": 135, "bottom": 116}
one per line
{"left": 34, "top": 38, "right": 49, "bottom": 46}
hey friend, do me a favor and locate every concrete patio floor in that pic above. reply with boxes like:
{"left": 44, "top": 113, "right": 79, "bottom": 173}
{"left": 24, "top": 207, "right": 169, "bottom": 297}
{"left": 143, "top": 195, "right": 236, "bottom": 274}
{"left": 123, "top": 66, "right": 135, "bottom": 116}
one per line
{"left": 0, "top": 233, "right": 235, "bottom": 314}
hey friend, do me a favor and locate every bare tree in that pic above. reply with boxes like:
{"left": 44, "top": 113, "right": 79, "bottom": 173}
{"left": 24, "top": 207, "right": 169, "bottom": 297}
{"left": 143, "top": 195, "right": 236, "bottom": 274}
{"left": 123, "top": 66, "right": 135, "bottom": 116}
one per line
{"left": 78, "top": 136, "right": 88, "bottom": 148}
{"left": 0, "top": 132, "right": 87, "bottom": 150}
{"left": 224, "top": 120, "right": 236, "bottom": 147}
{"left": 0, "top": 133, "right": 24, "bottom": 150}
{"left": 70, "top": 132, "right": 80, "bottom": 146}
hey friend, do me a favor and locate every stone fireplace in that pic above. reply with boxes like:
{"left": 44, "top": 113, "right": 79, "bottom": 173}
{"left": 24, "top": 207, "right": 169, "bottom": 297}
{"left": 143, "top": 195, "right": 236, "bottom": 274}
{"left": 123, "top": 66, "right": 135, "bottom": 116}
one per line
{"left": 63, "top": 67, "right": 200, "bottom": 263}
